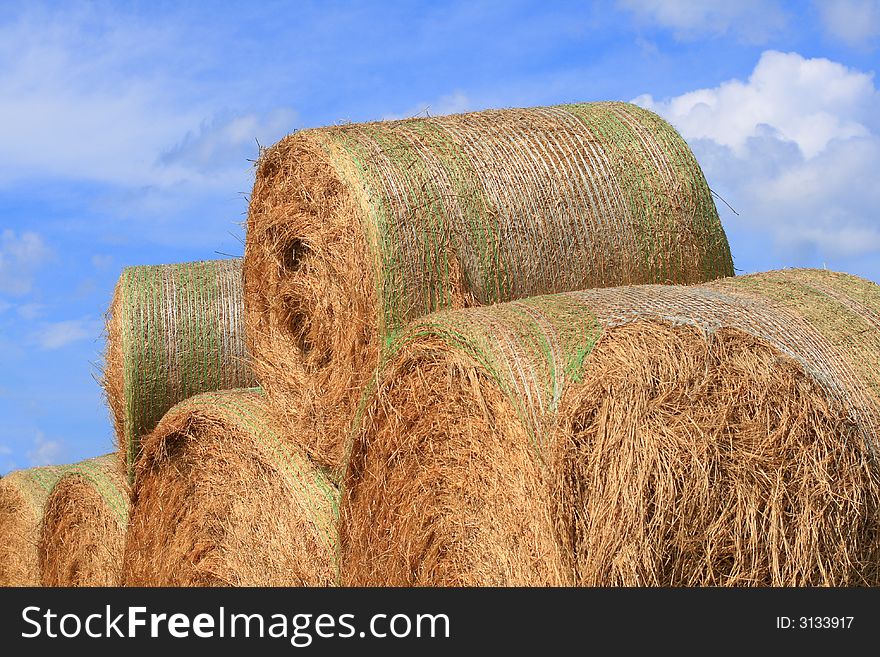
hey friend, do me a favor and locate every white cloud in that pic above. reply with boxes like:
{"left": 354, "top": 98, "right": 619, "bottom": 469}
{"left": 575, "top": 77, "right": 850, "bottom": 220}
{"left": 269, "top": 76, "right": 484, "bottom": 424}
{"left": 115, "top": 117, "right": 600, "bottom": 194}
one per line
{"left": 159, "top": 108, "right": 297, "bottom": 174}
{"left": 634, "top": 50, "right": 880, "bottom": 267}
{"left": 0, "top": 444, "right": 14, "bottom": 476}
{"left": 618, "top": 0, "right": 787, "bottom": 42}
{"left": 27, "top": 431, "right": 63, "bottom": 467}
{"left": 0, "top": 229, "right": 53, "bottom": 296}
{"left": 0, "top": 7, "right": 296, "bottom": 192}
{"left": 33, "top": 317, "right": 102, "bottom": 350}
{"left": 16, "top": 303, "right": 46, "bottom": 321}
{"left": 383, "top": 91, "right": 472, "bottom": 121}
{"left": 818, "top": 0, "right": 880, "bottom": 48}
{"left": 0, "top": 9, "right": 202, "bottom": 187}
{"left": 91, "top": 254, "right": 114, "bottom": 269}
{"left": 634, "top": 51, "right": 877, "bottom": 158}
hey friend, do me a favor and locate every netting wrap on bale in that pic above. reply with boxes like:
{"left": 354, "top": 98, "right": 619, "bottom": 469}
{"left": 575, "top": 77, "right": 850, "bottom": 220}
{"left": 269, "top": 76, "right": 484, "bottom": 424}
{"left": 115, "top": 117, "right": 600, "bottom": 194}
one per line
{"left": 103, "top": 258, "right": 255, "bottom": 477}
{"left": 340, "top": 269, "right": 880, "bottom": 586}
{"left": 38, "top": 454, "right": 129, "bottom": 587}
{"left": 0, "top": 464, "right": 71, "bottom": 586}
{"left": 244, "top": 101, "right": 734, "bottom": 468}
{"left": 122, "top": 389, "right": 338, "bottom": 587}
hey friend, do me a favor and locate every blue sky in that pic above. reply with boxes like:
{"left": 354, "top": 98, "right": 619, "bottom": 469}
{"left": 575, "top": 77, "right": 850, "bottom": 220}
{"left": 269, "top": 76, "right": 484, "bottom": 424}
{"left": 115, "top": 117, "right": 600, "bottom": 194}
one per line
{"left": 1, "top": 0, "right": 878, "bottom": 473}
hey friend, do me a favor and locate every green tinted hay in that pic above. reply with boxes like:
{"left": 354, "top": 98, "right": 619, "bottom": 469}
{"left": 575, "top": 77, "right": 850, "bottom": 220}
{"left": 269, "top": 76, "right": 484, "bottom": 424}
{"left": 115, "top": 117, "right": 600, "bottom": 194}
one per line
{"left": 0, "top": 464, "right": 72, "bottom": 585}
{"left": 38, "top": 454, "right": 129, "bottom": 586}
{"left": 103, "top": 259, "right": 256, "bottom": 479}
{"left": 123, "top": 389, "right": 338, "bottom": 586}
{"left": 340, "top": 269, "right": 880, "bottom": 585}
{"left": 245, "top": 101, "right": 734, "bottom": 468}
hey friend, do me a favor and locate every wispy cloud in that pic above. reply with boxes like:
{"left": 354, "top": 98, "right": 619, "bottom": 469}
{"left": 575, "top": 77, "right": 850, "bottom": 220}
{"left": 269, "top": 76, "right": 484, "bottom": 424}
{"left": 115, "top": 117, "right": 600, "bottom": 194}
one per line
{"left": 0, "top": 229, "right": 53, "bottom": 296}
{"left": 382, "top": 91, "right": 472, "bottom": 121}
{"left": 0, "top": 444, "right": 14, "bottom": 475}
{"left": 0, "top": 6, "right": 291, "bottom": 193}
{"left": 33, "top": 316, "right": 102, "bottom": 350}
{"left": 90, "top": 254, "right": 114, "bottom": 269}
{"left": 27, "top": 431, "right": 63, "bottom": 467}
{"left": 618, "top": 0, "right": 789, "bottom": 43}
{"left": 817, "top": 0, "right": 880, "bottom": 49}
{"left": 16, "top": 303, "right": 46, "bottom": 321}
{"left": 159, "top": 108, "right": 297, "bottom": 174}
{"left": 0, "top": 8, "right": 204, "bottom": 187}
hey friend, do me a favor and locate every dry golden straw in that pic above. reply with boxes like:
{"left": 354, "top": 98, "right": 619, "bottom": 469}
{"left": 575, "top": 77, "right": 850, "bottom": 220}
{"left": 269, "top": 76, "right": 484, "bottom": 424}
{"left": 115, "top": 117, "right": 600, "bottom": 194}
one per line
{"left": 0, "top": 464, "right": 71, "bottom": 586}
{"left": 103, "top": 258, "right": 255, "bottom": 478}
{"left": 122, "top": 389, "right": 338, "bottom": 587}
{"left": 245, "top": 101, "right": 734, "bottom": 469}
{"left": 340, "top": 269, "right": 880, "bottom": 586}
{"left": 38, "top": 454, "right": 129, "bottom": 587}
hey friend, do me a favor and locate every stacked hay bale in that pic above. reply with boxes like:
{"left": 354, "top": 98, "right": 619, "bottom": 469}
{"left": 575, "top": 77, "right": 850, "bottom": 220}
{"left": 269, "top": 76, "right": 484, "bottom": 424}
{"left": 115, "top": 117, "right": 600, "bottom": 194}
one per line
{"left": 0, "top": 464, "right": 72, "bottom": 585}
{"left": 37, "top": 454, "right": 129, "bottom": 587}
{"left": 100, "top": 259, "right": 339, "bottom": 587}
{"left": 339, "top": 269, "right": 880, "bottom": 586}
{"left": 103, "top": 258, "right": 255, "bottom": 478}
{"left": 122, "top": 389, "right": 338, "bottom": 586}
{"left": 244, "top": 101, "right": 734, "bottom": 470}
{"left": 17, "top": 101, "right": 879, "bottom": 590}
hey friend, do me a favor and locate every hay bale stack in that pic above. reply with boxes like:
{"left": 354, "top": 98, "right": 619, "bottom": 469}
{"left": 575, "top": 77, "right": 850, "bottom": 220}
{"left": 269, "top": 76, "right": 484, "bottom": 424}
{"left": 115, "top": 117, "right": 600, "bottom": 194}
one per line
{"left": 122, "top": 389, "right": 338, "bottom": 586}
{"left": 38, "top": 454, "right": 129, "bottom": 586}
{"left": 245, "top": 101, "right": 734, "bottom": 468}
{"left": 0, "top": 464, "right": 71, "bottom": 585}
{"left": 103, "top": 258, "right": 256, "bottom": 476}
{"left": 340, "top": 269, "right": 880, "bottom": 586}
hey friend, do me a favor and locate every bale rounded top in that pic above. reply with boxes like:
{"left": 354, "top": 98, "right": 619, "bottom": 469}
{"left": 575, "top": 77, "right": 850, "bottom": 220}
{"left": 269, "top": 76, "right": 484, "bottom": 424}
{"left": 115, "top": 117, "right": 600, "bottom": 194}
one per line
{"left": 368, "top": 269, "right": 880, "bottom": 457}
{"left": 247, "top": 100, "right": 735, "bottom": 469}
{"left": 0, "top": 464, "right": 73, "bottom": 512}
{"left": 258, "top": 100, "right": 734, "bottom": 335}
{"left": 48, "top": 454, "right": 129, "bottom": 526}
{"left": 0, "top": 463, "right": 75, "bottom": 586}
{"left": 142, "top": 388, "right": 338, "bottom": 554}
{"left": 126, "top": 388, "right": 339, "bottom": 586}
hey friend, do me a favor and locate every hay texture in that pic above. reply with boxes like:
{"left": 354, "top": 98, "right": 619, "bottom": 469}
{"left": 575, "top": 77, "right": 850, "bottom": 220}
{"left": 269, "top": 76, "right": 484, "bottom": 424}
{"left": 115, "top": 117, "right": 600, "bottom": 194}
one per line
{"left": 245, "top": 101, "right": 734, "bottom": 468}
{"left": 122, "top": 389, "right": 338, "bottom": 586}
{"left": 103, "top": 258, "right": 255, "bottom": 477}
{"left": 340, "top": 269, "right": 880, "bottom": 586}
{"left": 0, "top": 464, "right": 71, "bottom": 586}
{"left": 38, "top": 454, "right": 129, "bottom": 587}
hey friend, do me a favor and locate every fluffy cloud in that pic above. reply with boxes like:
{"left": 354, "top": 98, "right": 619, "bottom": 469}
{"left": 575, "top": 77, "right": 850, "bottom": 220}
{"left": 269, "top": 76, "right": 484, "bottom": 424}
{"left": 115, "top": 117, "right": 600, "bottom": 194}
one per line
{"left": 634, "top": 51, "right": 877, "bottom": 158}
{"left": 634, "top": 50, "right": 880, "bottom": 271}
{"left": 33, "top": 317, "right": 102, "bottom": 350}
{"left": 618, "top": 0, "right": 788, "bottom": 42}
{"left": 0, "top": 229, "right": 53, "bottom": 296}
{"left": 818, "top": 0, "right": 880, "bottom": 48}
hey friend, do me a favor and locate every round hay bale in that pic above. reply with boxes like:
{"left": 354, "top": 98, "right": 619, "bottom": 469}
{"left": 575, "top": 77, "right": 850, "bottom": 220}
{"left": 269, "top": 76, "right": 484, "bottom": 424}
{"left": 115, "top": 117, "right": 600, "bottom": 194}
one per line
{"left": 122, "top": 389, "right": 338, "bottom": 586}
{"left": 38, "top": 454, "right": 129, "bottom": 587}
{"left": 244, "top": 101, "right": 734, "bottom": 469}
{"left": 340, "top": 269, "right": 880, "bottom": 586}
{"left": 103, "top": 258, "right": 256, "bottom": 478}
{"left": 0, "top": 464, "right": 71, "bottom": 586}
